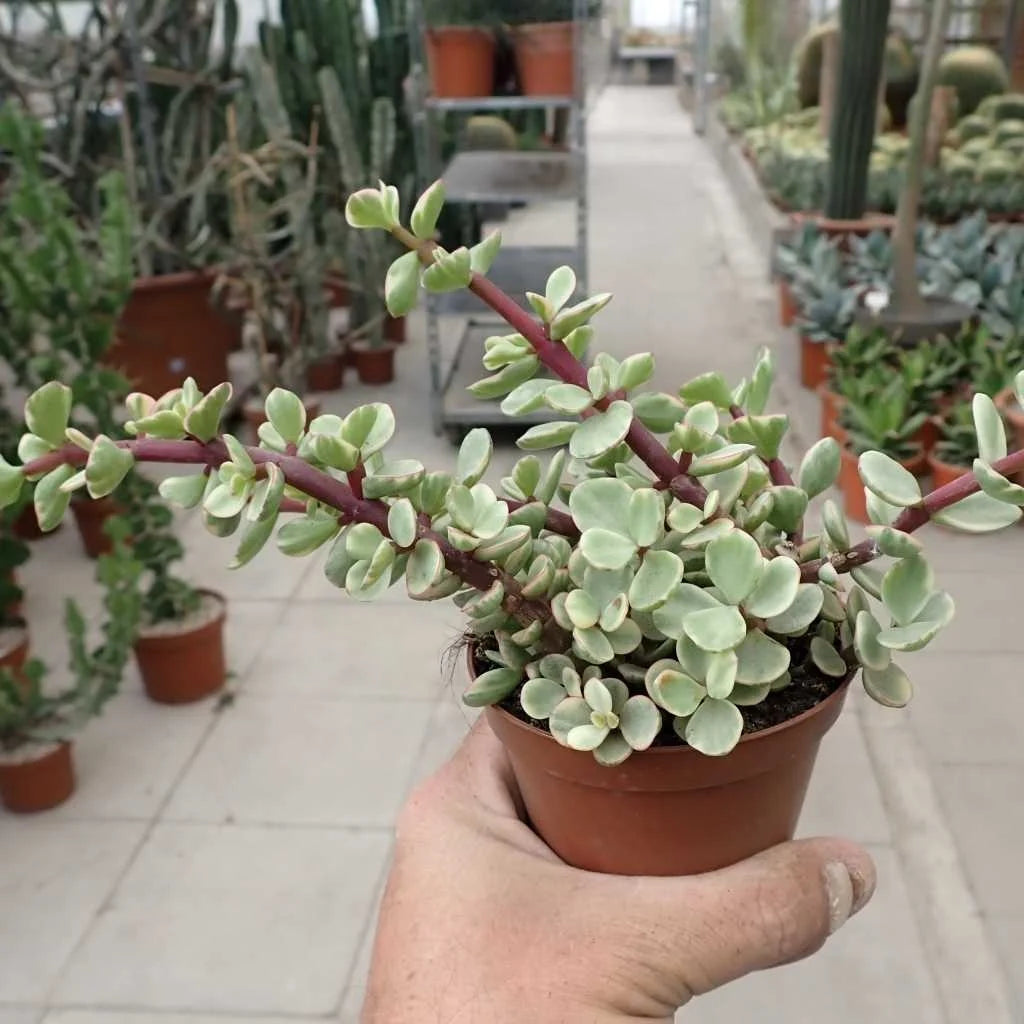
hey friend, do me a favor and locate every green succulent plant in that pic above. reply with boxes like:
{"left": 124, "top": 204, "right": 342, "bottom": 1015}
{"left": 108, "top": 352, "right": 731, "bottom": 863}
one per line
{"left": 838, "top": 375, "right": 928, "bottom": 461}
{"left": 934, "top": 399, "right": 982, "bottom": 467}
{"left": 6, "top": 180, "right": 1024, "bottom": 763}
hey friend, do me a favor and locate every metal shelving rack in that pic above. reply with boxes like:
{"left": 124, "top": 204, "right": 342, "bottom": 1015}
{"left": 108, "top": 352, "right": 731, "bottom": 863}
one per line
{"left": 408, "top": 0, "right": 597, "bottom": 440}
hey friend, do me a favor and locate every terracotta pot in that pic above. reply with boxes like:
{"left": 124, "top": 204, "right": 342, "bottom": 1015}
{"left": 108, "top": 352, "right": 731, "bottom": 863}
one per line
{"left": 818, "top": 387, "right": 847, "bottom": 443}
{"left": 134, "top": 590, "right": 227, "bottom": 704}
{"left": 325, "top": 276, "right": 350, "bottom": 309}
{"left": 107, "top": 271, "right": 240, "bottom": 397}
{"left": 385, "top": 315, "right": 407, "bottom": 344}
{"left": 243, "top": 399, "right": 322, "bottom": 442}
{"left": 0, "top": 741, "right": 75, "bottom": 813}
{"left": 928, "top": 452, "right": 968, "bottom": 489}
{"left": 840, "top": 446, "right": 926, "bottom": 523}
{"left": 778, "top": 278, "right": 799, "bottom": 327}
{"left": 12, "top": 504, "right": 55, "bottom": 541}
{"left": 511, "top": 21, "right": 576, "bottom": 96}
{"left": 307, "top": 355, "right": 345, "bottom": 393}
{"left": 800, "top": 336, "right": 832, "bottom": 390}
{"left": 425, "top": 27, "right": 495, "bottom": 98}
{"left": 71, "top": 497, "right": 123, "bottom": 559}
{"left": 486, "top": 681, "right": 850, "bottom": 876}
{"left": 352, "top": 343, "right": 396, "bottom": 385}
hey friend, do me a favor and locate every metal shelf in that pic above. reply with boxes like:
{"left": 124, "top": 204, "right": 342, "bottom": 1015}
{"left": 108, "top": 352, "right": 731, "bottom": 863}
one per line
{"left": 441, "top": 151, "right": 582, "bottom": 204}
{"left": 440, "top": 322, "right": 563, "bottom": 433}
{"left": 425, "top": 94, "right": 576, "bottom": 112}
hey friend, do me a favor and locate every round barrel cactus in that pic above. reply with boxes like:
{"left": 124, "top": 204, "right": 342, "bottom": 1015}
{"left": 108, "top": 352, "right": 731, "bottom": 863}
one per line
{"left": 936, "top": 46, "right": 1010, "bottom": 116}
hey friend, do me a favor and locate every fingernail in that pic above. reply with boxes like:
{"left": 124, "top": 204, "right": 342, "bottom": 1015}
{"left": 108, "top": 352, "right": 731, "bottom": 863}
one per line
{"left": 824, "top": 861, "right": 854, "bottom": 934}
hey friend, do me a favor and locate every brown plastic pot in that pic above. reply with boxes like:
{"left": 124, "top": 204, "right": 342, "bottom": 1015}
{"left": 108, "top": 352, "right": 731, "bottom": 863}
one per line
{"left": 486, "top": 681, "right": 850, "bottom": 876}
{"left": 352, "top": 343, "right": 396, "bottom": 385}
{"left": 425, "top": 27, "right": 495, "bottom": 98}
{"left": 307, "top": 355, "right": 345, "bottom": 393}
{"left": 778, "top": 278, "right": 799, "bottom": 327}
{"left": 800, "top": 336, "right": 832, "bottom": 390}
{"left": 107, "top": 271, "right": 240, "bottom": 396}
{"left": 840, "top": 446, "right": 926, "bottom": 523}
{"left": 818, "top": 387, "right": 847, "bottom": 443}
{"left": 511, "top": 21, "right": 575, "bottom": 96}
{"left": 71, "top": 496, "right": 123, "bottom": 559}
{"left": 134, "top": 590, "right": 227, "bottom": 704}
{"left": 0, "top": 741, "right": 75, "bottom": 813}
{"left": 928, "top": 452, "right": 968, "bottom": 489}
{"left": 385, "top": 315, "right": 407, "bottom": 344}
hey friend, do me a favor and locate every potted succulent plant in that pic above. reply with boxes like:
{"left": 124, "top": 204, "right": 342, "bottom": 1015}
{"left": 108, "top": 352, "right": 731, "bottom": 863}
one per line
{"left": 0, "top": 528, "right": 141, "bottom": 813}
{"left": 424, "top": 0, "right": 496, "bottom": 99}
{"left": 7, "top": 178, "right": 1024, "bottom": 875}
{"left": 822, "top": 326, "right": 893, "bottom": 442}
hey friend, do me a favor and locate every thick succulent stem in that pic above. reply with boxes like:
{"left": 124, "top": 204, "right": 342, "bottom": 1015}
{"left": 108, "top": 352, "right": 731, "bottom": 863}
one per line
{"left": 823, "top": 0, "right": 891, "bottom": 220}
{"left": 22, "top": 439, "right": 562, "bottom": 643}
{"left": 800, "top": 446, "right": 1024, "bottom": 580}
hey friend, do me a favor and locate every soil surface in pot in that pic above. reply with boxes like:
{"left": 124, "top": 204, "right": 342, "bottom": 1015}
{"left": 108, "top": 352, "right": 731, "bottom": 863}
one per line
{"left": 138, "top": 591, "right": 223, "bottom": 639}
{"left": 485, "top": 631, "right": 846, "bottom": 747}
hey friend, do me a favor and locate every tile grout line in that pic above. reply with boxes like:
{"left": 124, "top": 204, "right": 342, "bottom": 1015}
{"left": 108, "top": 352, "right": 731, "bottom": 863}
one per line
{"left": 859, "top": 710, "right": 1015, "bottom": 1024}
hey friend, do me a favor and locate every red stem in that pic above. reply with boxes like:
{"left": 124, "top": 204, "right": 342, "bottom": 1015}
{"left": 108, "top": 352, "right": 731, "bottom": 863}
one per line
{"left": 505, "top": 498, "right": 579, "bottom": 539}
{"left": 23, "top": 439, "right": 557, "bottom": 633}
{"left": 800, "top": 447, "right": 1024, "bottom": 580}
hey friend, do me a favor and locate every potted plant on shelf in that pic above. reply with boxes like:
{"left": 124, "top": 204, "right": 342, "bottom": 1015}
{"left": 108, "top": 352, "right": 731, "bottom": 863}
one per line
{"left": 424, "top": 0, "right": 496, "bottom": 99}
{"left": 0, "top": 529, "right": 141, "bottom": 813}
{"left": 498, "top": 0, "right": 580, "bottom": 97}
{"left": 7, "top": 178, "right": 1024, "bottom": 875}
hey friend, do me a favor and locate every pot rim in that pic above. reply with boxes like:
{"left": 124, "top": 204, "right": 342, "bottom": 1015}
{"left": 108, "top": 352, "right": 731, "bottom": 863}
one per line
{"left": 350, "top": 339, "right": 398, "bottom": 355}
{"left": 425, "top": 24, "right": 494, "bottom": 37}
{"left": 0, "top": 737, "right": 71, "bottom": 770}
{"left": 136, "top": 588, "right": 226, "bottom": 643}
{"left": 131, "top": 269, "right": 220, "bottom": 293}
{"left": 469, "top": 645, "right": 853, "bottom": 757}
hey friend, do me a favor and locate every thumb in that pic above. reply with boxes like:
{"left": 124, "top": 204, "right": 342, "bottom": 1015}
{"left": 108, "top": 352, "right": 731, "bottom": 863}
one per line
{"left": 640, "top": 838, "right": 877, "bottom": 998}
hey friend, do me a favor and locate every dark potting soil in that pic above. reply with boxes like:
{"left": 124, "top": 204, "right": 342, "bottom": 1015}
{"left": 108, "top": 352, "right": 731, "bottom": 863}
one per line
{"left": 483, "top": 630, "right": 847, "bottom": 750}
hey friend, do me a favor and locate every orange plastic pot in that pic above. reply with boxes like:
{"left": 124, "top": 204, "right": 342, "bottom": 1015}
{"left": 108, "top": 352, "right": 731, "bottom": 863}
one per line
{"left": 134, "top": 591, "right": 227, "bottom": 704}
{"left": 840, "top": 446, "right": 926, "bottom": 523}
{"left": 800, "top": 337, "right": 832, "bottom": 390}
{"left": 486, "top": 681, "right": 850, "bottom": 876}
{"left": 352, "top": 343, "right": 396, "bottom": 385}
{"left": 425, "top": 27, "right": 495, "bottom": 98}
{"left": 0, "top": 741, "right": 75, "bottom": 813}
{"left": 107, "top": 271, "right": 240, "bottom": 396}
{"left": 778, "top": 278, "right": 799, "bottom": 327}
{"left": 511, "top": 21, "right": 576, "bottom": 96}
{"left": 818, "top": 388, "right": 847, "bottom": 443}
{"left": 71, "top": 496, "right": 123, "bottom": 559}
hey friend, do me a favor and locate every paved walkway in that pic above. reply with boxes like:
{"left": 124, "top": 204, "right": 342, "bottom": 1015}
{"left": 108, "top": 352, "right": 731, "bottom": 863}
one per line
{"left": 1, "top": 86, "right": 1020, "bottom": 1024}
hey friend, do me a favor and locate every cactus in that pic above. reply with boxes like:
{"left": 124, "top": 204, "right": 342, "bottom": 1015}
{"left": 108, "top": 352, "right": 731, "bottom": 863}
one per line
{"left": 465, "top": 116, "right": 519, "bottom": 151}
{"left": 824, "top": 1, "right": 892, "bottom": 221}
{"left": 935, "top": 46, "right": 1010, "bottom": 116}
{"left": 993, "top": 119, "right": 1024, "bottom": 144}
{"left": 950, "top": 112, "right": 991, "bottom": 143}
{"left": 977, "top": 92, "right": 1024, "bottom": 121}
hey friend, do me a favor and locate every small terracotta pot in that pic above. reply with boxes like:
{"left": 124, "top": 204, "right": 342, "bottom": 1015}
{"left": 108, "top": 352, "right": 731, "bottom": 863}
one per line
{"left": 511, "top": 21, "right": 575, "bottom": 96}
{"left": 928, "top": 452, "right": 968, "bottom": 489}
{"left": 486, "top": 681, "right": 850, "bottom": 876}
{"left": 840, "top": 446, "right": 926, "bottom": 523}
{"left": 778, "top": 278, "right": 799, "bottom": 327}
{"left": 0, "top": 741, "right": 75, "bottom": 813}
{"left": 352, "top": 343, "right": 396, "bottom": 385}
{"left": 306, "top": 355, "right": 345, "bottom": 393}
{"left": 134, "top": 590, "right": 227, "bottom": 705}
{"left": 71, "top": 497, "right": 124, "bottom": 559}
{"left": 425, "top": 27, "right": 495, "bottom": 98}
{"left": 800, "top": 336, "right": 832, "bottom": 390}
{"left": 243, "top": 399, "right": 322, "bottom": 442}
{"left": 818, "top": 388, "right": 847, "bottom": 443}
{"left": 12, "top": 504, "right": 52, "bottom": 541}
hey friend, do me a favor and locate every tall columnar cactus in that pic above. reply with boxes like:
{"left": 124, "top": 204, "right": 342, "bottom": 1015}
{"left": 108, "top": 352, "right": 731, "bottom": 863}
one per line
{"left": 824, "top": 1, "right": 892, "bottom": 221}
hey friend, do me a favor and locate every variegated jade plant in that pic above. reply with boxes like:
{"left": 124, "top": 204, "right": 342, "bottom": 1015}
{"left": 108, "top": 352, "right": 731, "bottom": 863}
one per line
{"left": 4, "top": 180, "right": 1024, "bottom": 764}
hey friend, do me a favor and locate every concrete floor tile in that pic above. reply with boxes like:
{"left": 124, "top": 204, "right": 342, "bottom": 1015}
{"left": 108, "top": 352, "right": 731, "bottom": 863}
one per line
{"left": 921, "top": 571, "right": 1021, "bottom": 653}
{"left": 242, "top": 599, "right": 464, "bottom": 700}
{"left": 164, "top": 696, "right": 433, "bottom": 826}
{"left": 678, "top": 847, "right": 945, "bottom": 1024}
{"left": 907, "top": 652, "right": 1024, "bottom": 765}
{"left": 0, "top": 1012, "right": 41, "bottom": 1024}
{"left": 934, "top": 765, "right": 1024, "bottom": 918}
{"left": 798, "top": 705, "right": 891, "bottom": 844}
{"left": 0, "top": 822, "right": 143, "bottom": 1003}
{"left": 43, "top": 690, "right": 211, "bottom": 821}
{"left": 52, "top": 823, "right": 389, "bottom": 1016}
{"left": 990, "top": 916, "right": 1024, "bottom": 1020}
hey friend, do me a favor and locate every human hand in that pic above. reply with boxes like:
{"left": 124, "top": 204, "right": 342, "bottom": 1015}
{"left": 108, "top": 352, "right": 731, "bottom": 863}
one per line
{"left": 362, "top": 718, "right": 875, "bottom": 1023}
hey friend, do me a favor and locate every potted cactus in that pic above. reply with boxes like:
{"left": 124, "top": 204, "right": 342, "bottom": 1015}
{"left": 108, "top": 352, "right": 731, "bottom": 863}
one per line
{"left": 0, "top": 530, "right": 141, "bottom": 813}
{"left": 424, "top": 0, "right": 496, "bottom": 98}
{"left": 6, "top": 178, "right": 1024, "bottom": 874}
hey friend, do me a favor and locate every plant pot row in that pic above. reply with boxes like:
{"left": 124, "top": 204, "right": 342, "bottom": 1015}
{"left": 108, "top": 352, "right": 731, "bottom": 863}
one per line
{"left": 306, "top": 338, "right": 400, "bottom": 392}
{"left": 426, "top": 22, "right": 576, "bottom": 99}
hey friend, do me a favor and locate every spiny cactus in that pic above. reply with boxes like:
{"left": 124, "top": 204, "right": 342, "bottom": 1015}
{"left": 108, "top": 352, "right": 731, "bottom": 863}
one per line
{"left": 465, "top": 116, "right": 520, "bottom": 151}
{"left": 936, "top": 46, "right": 1010, "bottom": 116}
